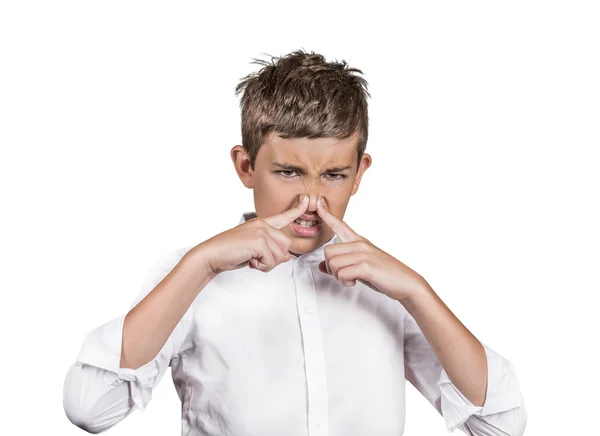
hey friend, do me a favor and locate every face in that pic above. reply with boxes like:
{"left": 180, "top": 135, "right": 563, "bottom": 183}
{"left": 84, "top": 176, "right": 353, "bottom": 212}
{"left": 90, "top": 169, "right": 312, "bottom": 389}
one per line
{"left": 231, "top": 131, "right": 372, "bottom": 257}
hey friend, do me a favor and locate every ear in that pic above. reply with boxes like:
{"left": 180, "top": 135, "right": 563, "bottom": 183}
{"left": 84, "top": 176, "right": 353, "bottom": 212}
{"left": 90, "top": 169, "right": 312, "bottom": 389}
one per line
{"left": 351, "top": 153, "right": 372, "bottom": 196}
{"left": 230, "top": 145, "right": 254, "bottom": 189}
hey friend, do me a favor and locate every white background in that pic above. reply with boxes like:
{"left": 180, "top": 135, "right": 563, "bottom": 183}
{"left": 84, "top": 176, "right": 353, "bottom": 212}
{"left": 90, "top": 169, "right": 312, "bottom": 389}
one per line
{"left": 1, "top": 1, "right": 598, "bottom": 435}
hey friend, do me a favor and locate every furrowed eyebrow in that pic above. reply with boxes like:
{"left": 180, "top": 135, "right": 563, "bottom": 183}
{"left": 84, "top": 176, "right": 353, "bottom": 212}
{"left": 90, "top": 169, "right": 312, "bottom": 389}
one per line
{"left": 273, "top": 162, "right": 352, "bottom": 173}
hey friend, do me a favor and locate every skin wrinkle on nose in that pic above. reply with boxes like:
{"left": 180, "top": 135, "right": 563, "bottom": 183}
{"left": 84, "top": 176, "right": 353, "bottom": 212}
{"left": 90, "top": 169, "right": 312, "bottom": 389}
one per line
{"left": 299, "top": 173, "right": 326, "bottom": 205}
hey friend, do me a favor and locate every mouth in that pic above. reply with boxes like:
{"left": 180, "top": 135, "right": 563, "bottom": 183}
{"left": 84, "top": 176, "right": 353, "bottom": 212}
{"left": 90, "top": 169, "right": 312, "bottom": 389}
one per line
{"left": 290, "top": 218, "right": 322, "bottom": 236}
{"left": 296, "top": 213, "right": 322, "bottom": 223}
{"left": 292, "top": 217, "right": 320, "bottom": 228}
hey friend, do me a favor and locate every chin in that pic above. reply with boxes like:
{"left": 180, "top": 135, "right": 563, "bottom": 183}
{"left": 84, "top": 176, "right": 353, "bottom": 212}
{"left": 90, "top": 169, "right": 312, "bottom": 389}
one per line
{"left": 290, "top": 236, "right": 325, "bottom": 253}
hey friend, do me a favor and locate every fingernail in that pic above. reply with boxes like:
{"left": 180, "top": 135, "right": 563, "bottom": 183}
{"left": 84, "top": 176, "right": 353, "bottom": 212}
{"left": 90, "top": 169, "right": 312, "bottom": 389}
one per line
{"left": 318, "top": 197, "right": 324, "bottom": 207}
{"left": 301, "top": 195, "right": 308, "bottom": 203}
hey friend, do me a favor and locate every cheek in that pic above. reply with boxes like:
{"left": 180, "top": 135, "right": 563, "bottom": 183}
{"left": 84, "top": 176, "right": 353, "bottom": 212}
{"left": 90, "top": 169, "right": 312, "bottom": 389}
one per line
{"left": 324, "top": 195, "right": 350, "bottom": 218}
{"left": 254, "top": 180, "right": 294, "bottom": 211}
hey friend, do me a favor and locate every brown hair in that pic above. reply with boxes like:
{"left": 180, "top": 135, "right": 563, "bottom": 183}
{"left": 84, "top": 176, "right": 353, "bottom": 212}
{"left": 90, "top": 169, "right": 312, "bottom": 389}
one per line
{"left": 235, "top": 49, "right": 371, "bottom": 171}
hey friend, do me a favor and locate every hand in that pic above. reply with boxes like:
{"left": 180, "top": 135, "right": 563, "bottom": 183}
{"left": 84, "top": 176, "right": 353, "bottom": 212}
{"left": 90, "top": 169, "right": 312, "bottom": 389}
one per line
{"left": 316, "top": 197, "right": 427, "bottom": 303}
{"left": 199, "top": 195, "right": 309, "bottom": 276}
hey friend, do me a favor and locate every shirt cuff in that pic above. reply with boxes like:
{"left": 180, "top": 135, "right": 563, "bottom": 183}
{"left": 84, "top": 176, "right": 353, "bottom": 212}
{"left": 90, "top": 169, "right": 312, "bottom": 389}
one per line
{"left": 75, "top": 313, "right": 160, "bottom": 411}
{"left": 436, "top": 343, "right": 524, "bottom": 433}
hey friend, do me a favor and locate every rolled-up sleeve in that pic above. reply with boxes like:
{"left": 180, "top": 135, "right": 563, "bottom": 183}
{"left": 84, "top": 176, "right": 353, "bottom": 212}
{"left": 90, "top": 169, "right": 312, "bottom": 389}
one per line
{"left": 403, "top": 311, "right": 527, "bottom": 435}
{"left": 63, "top": 248, "right": 194, "bottom": 433}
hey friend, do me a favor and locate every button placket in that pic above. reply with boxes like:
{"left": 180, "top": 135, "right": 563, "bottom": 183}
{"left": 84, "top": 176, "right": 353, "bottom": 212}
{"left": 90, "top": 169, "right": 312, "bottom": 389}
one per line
{"left": 293, "top": 260, "right": 330, "bottom": 435}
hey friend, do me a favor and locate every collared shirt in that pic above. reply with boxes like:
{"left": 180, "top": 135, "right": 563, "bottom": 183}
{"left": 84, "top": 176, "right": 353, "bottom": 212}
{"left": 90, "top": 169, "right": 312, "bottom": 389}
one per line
{"left": 63, "top": 211, "right": 527, "bottom": 435}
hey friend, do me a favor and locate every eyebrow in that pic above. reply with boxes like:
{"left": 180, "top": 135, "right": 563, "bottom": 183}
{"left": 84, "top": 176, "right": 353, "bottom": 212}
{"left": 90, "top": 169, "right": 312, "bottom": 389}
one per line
{"left": 272, "top": 162, "right": 352, "bottom": 174}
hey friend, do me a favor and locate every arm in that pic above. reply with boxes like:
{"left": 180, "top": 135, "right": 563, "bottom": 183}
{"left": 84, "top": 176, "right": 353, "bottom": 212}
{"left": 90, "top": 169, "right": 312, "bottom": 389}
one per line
{"left": 401, "top": 283, "right": 527, "bottom": 435}
{"left": 63, "top": 244, "right": 215, "bottom": 433}
{"left": 63, "top": 360, "right": 138, "bottom": 433}
{"left": 120, "top": 245, "right": 216, "bottom": 370}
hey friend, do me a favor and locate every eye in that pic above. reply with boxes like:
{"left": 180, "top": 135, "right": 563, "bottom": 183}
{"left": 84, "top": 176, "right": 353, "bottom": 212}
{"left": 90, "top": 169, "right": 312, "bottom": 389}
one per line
{"left": 325, "top": 173, "right": 347, "bottom": 180}
{"left": 276, "top": 170, "right": 298, "bottom": 178}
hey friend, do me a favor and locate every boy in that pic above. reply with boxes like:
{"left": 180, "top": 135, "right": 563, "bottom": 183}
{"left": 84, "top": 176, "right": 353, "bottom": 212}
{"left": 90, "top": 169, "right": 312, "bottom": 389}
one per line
{"left": 63, "top": 49, "right": 526, "bottom": 435}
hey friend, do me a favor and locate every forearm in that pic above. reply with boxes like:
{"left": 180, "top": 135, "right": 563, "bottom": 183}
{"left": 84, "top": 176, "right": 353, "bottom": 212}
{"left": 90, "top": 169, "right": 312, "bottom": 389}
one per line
{"left": 400, "top": 282, "right": 487, "bottom": 406}
{"left": 120, "top": 244, "right": 216, "bottom": 369}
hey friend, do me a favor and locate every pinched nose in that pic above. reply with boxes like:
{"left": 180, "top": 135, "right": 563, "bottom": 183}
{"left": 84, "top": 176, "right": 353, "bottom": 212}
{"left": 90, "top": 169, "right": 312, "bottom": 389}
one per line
{"left": 296, "top": 197, "right": 322, "bottom": 222}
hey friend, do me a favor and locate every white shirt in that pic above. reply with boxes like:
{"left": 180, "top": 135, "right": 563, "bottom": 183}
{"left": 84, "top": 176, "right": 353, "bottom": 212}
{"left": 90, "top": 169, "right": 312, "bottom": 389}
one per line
{"left": 63, "top": 211, "right": 527, "bottom": 436}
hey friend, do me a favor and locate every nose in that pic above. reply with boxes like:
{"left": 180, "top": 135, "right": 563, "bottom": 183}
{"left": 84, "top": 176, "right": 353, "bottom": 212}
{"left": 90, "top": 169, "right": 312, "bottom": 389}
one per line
{"left": 298, "top": 194, "right": 322, "bottom": 214}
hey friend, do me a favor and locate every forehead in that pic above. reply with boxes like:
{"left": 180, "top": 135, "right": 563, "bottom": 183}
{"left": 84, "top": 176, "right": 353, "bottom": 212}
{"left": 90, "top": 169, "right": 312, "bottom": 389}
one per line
{"left": 262, "top": 132, "right": 358, "bottom": 166}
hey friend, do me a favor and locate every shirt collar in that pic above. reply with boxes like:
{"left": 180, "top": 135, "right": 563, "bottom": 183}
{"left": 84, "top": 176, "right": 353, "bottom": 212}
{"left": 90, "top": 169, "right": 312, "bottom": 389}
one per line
{"left": 238, "top": 211, "right": 341, "bottom": 265}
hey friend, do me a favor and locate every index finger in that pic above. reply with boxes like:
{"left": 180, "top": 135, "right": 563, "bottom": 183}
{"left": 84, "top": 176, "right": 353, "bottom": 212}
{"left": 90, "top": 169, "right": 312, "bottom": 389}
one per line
{"left": 315, "top": 196, "right": 360, "bottom": 242}
{"left": 263, "top": 195, "right": 310, "bottom": 230}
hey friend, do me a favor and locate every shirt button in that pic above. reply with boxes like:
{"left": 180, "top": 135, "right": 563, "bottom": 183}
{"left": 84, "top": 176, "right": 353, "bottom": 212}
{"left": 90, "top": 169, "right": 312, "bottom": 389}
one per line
{"left": 305, "top": 306, "right": 316, "bottom": 314}
{"left": 315, "top": 422, "right": 322, "bottom": 430}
